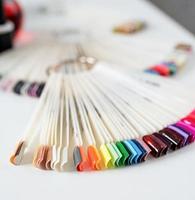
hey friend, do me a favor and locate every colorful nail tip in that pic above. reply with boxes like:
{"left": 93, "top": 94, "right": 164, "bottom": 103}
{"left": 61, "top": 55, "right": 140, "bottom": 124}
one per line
{"left": 143, "top": 135, "right": 167, "bottom": 158}
{"left": 160, "top": 128, "right": 185, "bottom": 148}
{"left": 175, "top": 122, "right": 195, "bottom": 142}
{"left": 106, "top": 143, "right": 119, "bottom": 167}
{"left": 168, "top": 125, "right": 190, "bottom": 145}
{"left": 153, "top": 133, "right": 173, "bottom": 151}
{"left": 87, "top": 146, "right": 102, "bottom": 170}
{"left": 73, "top": 146, "right": 90, "bottom": 171}
{"left": 115, "top": 142, "right": 129, "bottom": 166}
{"left": 100, "top": 144, "right": 113, "bottom": 169}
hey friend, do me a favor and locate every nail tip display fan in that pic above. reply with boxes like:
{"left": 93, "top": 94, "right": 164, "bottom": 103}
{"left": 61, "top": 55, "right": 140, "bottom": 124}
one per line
{"left": 10, "top": 59, "right": 195, "bottom": 172}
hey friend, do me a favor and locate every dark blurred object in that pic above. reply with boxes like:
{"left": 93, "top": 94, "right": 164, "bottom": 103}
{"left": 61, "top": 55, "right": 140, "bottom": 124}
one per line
{"left": 4, "top": 0, "right": 23, "bottom": 34}
{"left": 0, "top": 0, "right": 14, "bottom": 52}
{"left": 149, "top": 0, "right": 195, "bottom": 35}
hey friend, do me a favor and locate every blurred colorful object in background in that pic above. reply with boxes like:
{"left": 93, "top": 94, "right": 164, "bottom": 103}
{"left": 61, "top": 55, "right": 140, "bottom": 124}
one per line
{"left": 4, "top": 0, "right": 23, "bottom": 35}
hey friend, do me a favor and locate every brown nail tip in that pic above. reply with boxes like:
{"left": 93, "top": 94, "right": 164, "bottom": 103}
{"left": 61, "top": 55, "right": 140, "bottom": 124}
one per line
{"left": 33, "top": 146, "right": 50, "bottom": 170}
{"left": 175, "top": 43, "right": 192, "bottom": 52}
{"left": 143, "top": 134, "right": 168, "bottom": 158}
{"left": 10, "top": 141, "right": 26, "bottom": 165}
{"left": 153, "top": 132, "right": 173, "bottom": 151}
{"left": 159, "top": 128, "right": 184, "bottom": 149}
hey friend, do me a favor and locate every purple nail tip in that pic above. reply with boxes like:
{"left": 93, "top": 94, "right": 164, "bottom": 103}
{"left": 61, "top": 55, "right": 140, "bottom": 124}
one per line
{"left": 168, "top": 125, "right": 189, "bottom": 145}
{"left": 174, "top": 122, "right": 195, "bottom": 142}
{"left": 31, "top": 83, "right": 39, "bottom": 97}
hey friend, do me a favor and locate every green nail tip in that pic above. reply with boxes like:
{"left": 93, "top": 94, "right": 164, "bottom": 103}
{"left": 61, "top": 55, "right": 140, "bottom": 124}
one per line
{"left": 106, "top": 143, "right": 118, "bottom": 167}
{"left": 116, "top": 142, "right": 129, "bottom": 166}
{"left": 111, "top": 143, "right": 122, "bottom": 167}
{"left": 168, "top": 66, "right": 177, "bottom": 75}
{"left": 166, "top": 63, "right": 177, "bottom": 75}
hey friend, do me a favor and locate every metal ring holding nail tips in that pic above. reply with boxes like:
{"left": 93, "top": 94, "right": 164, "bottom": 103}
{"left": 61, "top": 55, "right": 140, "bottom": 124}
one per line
{"left": 46, "top": 56, "right": 97, "bottom": 76}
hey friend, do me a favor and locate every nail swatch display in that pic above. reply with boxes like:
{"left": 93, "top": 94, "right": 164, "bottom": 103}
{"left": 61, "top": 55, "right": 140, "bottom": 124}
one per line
{"left": 10, "top": 59, "right": 195, "bottom": 172}
{"left": 84, "top": 34, "right": 193, "bottom": 77}
{"left": 145, "top": 43, "right": 192, "bottom": 76}
{"left": 0, "top": 40, "right": 84, "bottom": 98}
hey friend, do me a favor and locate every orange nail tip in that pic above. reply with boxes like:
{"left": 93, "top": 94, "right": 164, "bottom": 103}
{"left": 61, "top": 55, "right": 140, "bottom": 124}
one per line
{"left": 33, "top": 146, "right": 42, "bottom": 167}
{"left": 10, "top": 141, "right": 26, "bottom": 165}
{"left": 73, "top": 146, "right": 90, "bottom": 171}
{"left": 87, "top": 145, "right": 102, "bottom": 170}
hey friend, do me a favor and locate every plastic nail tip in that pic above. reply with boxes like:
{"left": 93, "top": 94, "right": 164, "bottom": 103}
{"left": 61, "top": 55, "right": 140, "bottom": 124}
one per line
{"left": 38, "top": 146, "right": 49, "bottom": 170}
{"left": 135, "top": 138, "right": 151, "bottom": 161}
{"left": 31, "top": 83, "right": 39, "bottom": 97}
{"left": 163, "top": 62, "right": 177, "bottom": 75}
{"left": 153, "top": 132, "right": 173, "bottom": 151}
{"left": 100, "top": 144, "right": 113, "bottom": 169}
{"left": 13, "top": 80, "right": 25, "bottom": 95}
{"left": 33, "top": 146, "right": 48, "bottom": 170}
{"left": 87, "top": 145, "right": 102, "bottom": 170}
{"left": 168, "top": 125, "right": 190, "bottom": 145}
{"left": 27, "top": 83, "right": 36, "bottom": 97}
{"left": 122, "top": 140, "right": 137, "bottom": 165}
{"left": 151, "top": 64, "right": 170, "bottom": 76}
{"left": 159, "top": 128, "right": 184, "bottom": 149}
{"left": 131, "top": 139, "right": 147, "bottom": 162}
{"left": 182, "top": 117, "right": 195, "bottom": 127}
{"left": 73, "top": 146, "right": 90, "bottom": 171}
{"left": 142, "top": 135, "right": 168, "bottom": 158}
{"left": 174, "top": 121, "right": 195, "bottom": 142}
{"left": 33, "top": 146, "right": 43, "bottom": 168}
{"left": 111, "top": 143, "right": 123, "bottom": 167}
{"left": 128, "top": 140, "right": 143, "bottom": 164}
{"left": 164, "top": 126, "right": 187, "bottom": 146}
{"left": 10, "top": 141, "right": 26, "bottom": 165}
{"left": 115, "top": 141, "right": 129, "bottom": 166}
{"left": 45, "top": 146, "right": 52, "bottom": 170}
{"left": 150, "top": 134, "right": 168, "bottom": 156}
{"left": 106, "top": 143, "right": 120, "bottom": 167}
{"left": 36, "top": 83, "right": 45, "bottom": 97}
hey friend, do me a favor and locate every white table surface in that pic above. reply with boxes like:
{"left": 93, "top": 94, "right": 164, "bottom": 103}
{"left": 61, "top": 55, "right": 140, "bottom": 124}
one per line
{"left": 1, "top": 0, "right": 195, "bottom": 199}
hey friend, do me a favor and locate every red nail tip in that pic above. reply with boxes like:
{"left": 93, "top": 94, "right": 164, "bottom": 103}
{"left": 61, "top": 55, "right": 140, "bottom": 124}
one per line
{"left": 77, "top": 147, "right": 90, "bottom": 171}
{"left": 151, "top": 64, "right": 170, "bottom": 76}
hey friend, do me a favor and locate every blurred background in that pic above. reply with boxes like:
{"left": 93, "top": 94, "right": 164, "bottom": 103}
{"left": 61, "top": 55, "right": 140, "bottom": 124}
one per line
{"left": 15, "top": 0, "right": 195, "bottom": 35}
{"left": 149, "top": 0, "right": 195, "bottom": 34}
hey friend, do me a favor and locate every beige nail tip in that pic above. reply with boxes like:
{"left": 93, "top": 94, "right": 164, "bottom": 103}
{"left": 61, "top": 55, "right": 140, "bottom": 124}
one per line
{"left": 45, "top": 147, "right": 52, "bottom": 170}
{"left": 10, "top": 141, "right": 26, "bottom": 165}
